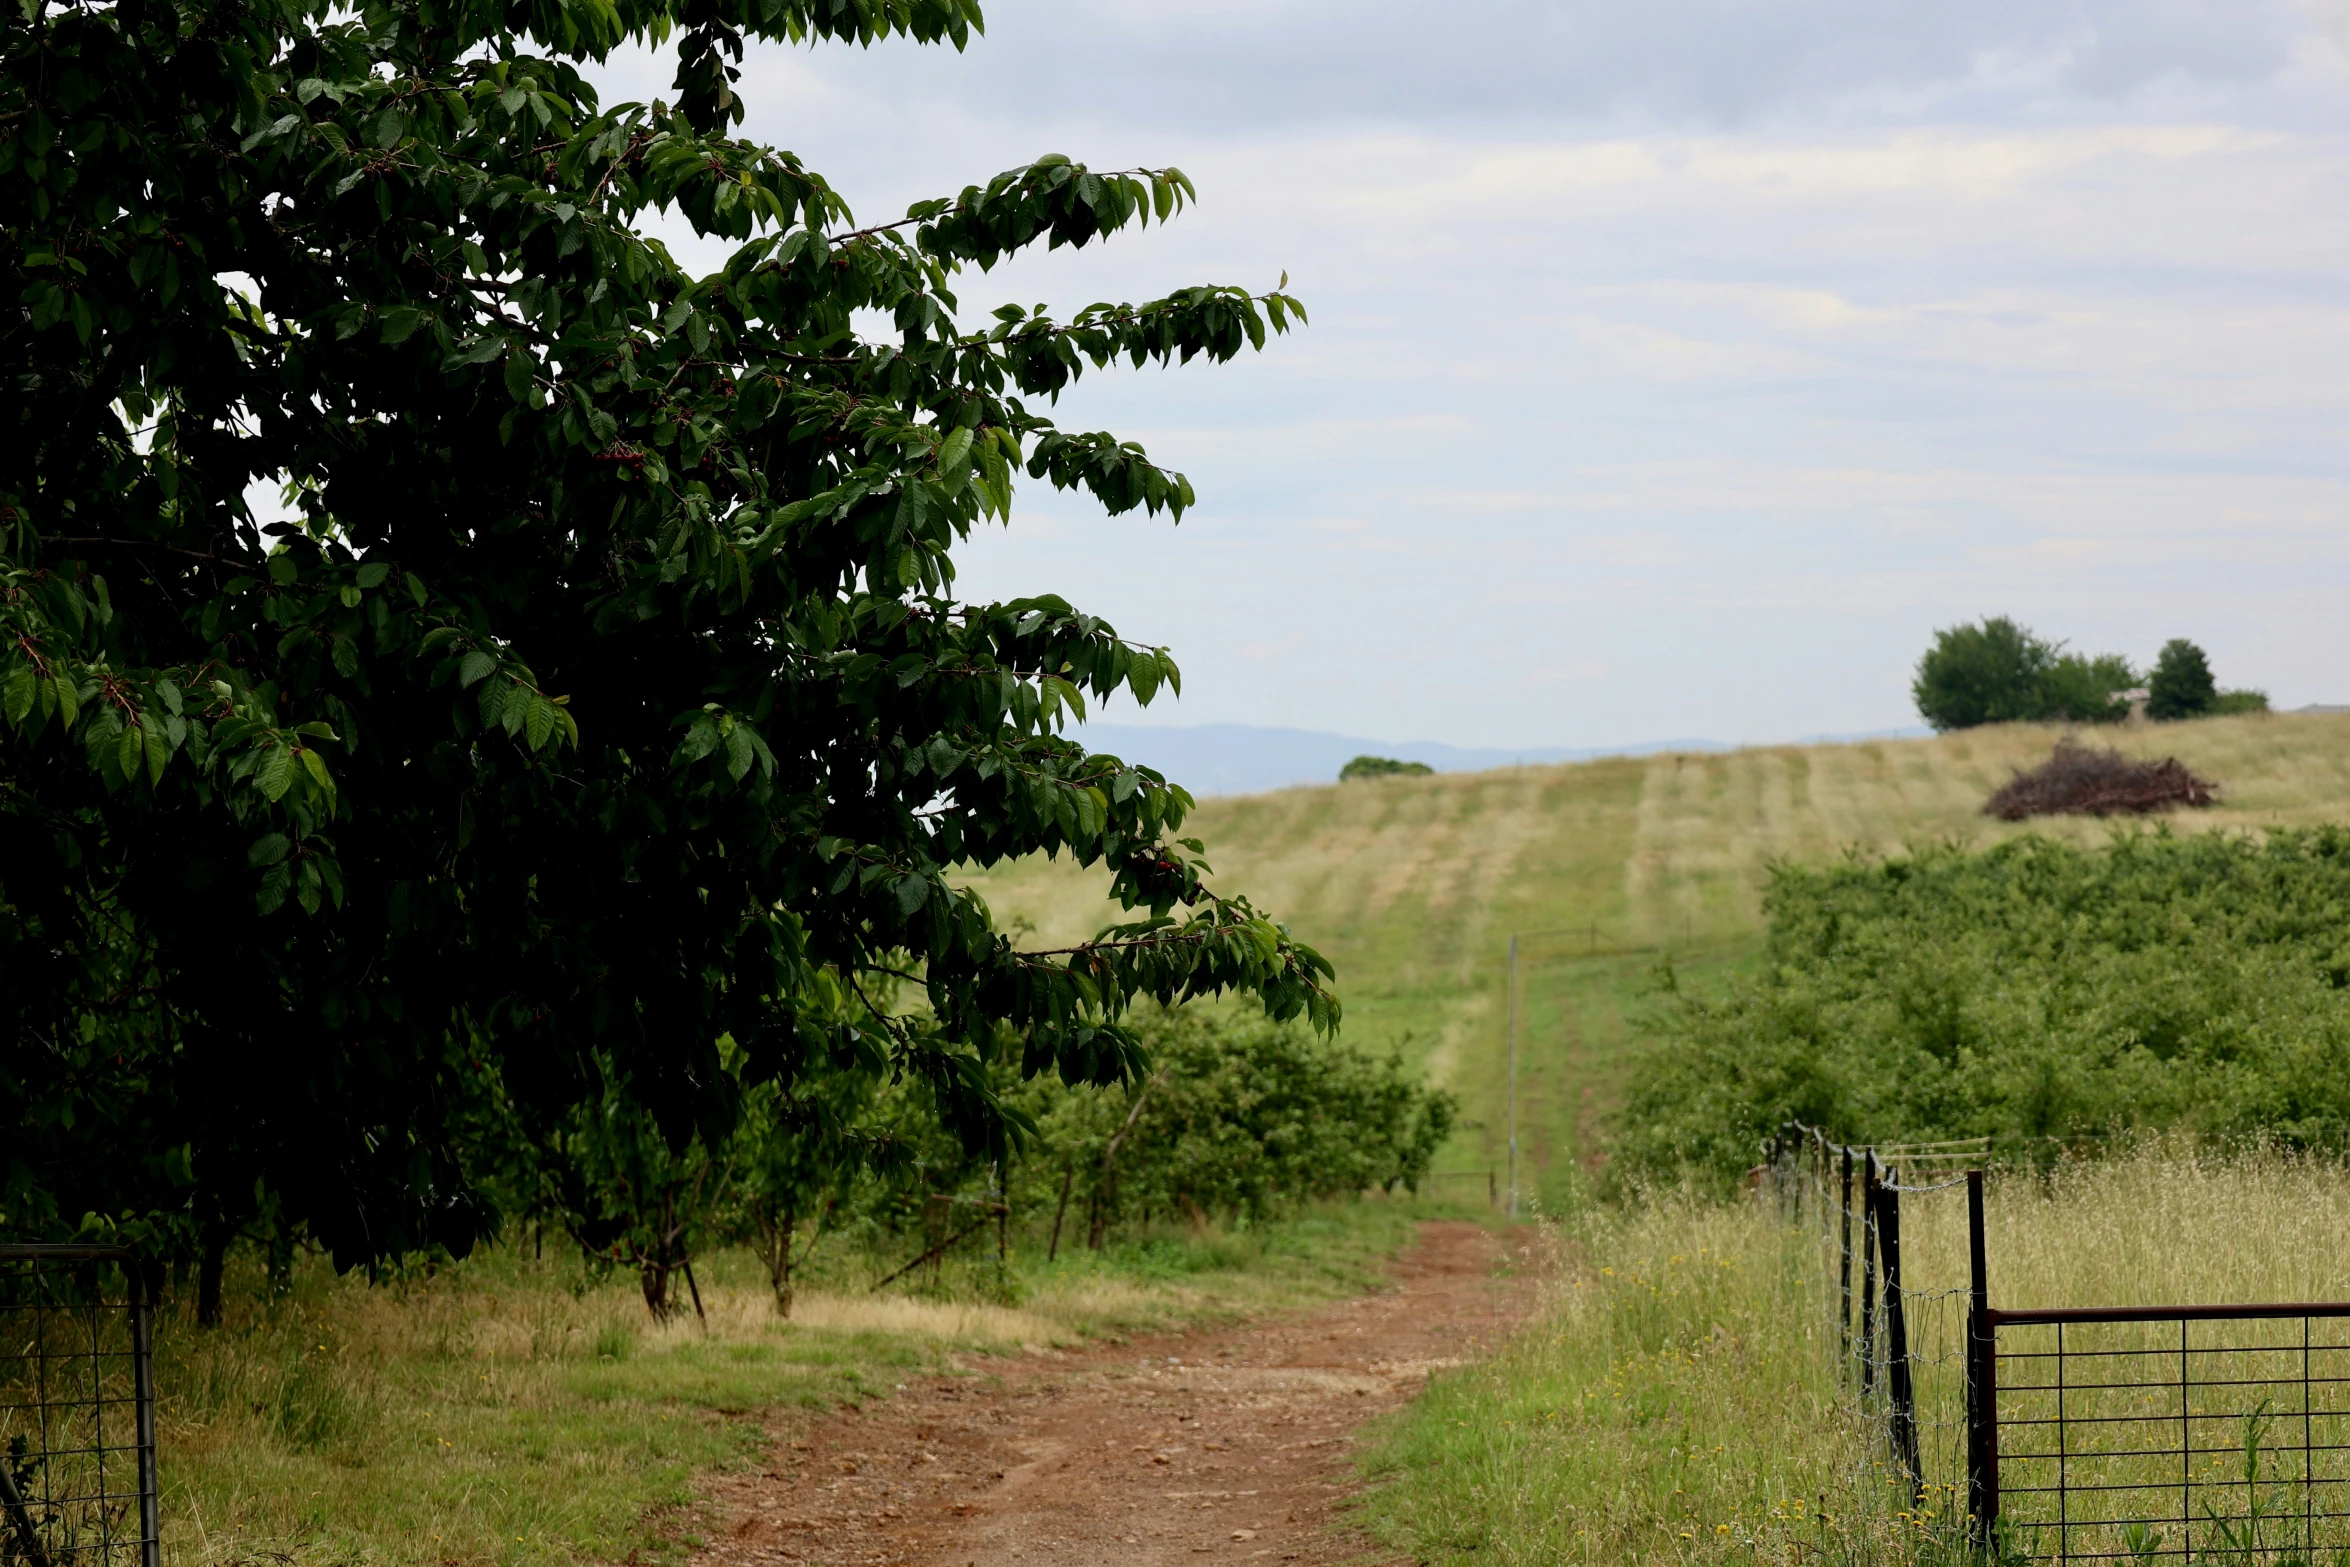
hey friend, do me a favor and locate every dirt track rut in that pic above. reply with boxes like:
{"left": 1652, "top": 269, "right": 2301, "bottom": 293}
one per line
{"left": 686, "top": 1221, "right": 1532, "bottom": 1567}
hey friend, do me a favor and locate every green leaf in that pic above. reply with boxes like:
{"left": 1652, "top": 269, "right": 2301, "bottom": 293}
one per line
{"left": 299, "top": 747, "right": 334, "bottom": 798}
{"left": 503, "top": 349, "right": 534, "bottom": 405}
{"left": 672, "top": 713, "right": 722, "bottom": 767}
{"left": 256, "top": 743, "right": 296, "bottom": 802}
{"left": 456, "top": 651, "right": 496, "bottom": 688}
{"left": 936, "top": 423, "right": 973, "bottom": 484}
{"left": 248, "top": 833, "right": 292, "bottom": 867}
{"left": 2, "top": 666, "right": 33, "bottom": 726}
{"left": 355, "top": 562, "right": 390, "bottom": 590}
{"left": 380, "top": 305, "right": 425, "bottom": 344}
{"left": 893, "top": 873, "right": 930, "bottom": 917}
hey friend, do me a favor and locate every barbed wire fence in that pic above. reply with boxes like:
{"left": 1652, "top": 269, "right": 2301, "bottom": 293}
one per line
{"left": 1767, "top": 1124, "right": 1990, "bottom": 1555}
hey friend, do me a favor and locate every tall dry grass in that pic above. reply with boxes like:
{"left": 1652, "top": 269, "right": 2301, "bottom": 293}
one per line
{"left": 1899, "top": 1141, "right": 2350, "bottom": 1310}
{"left": 1359, "top": 1145, "right": 2350, "bottom": 1566}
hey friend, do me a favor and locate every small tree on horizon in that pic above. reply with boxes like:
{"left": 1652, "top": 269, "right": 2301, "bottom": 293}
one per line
{"left": 1914, "top": 617, "right": 2055, "bottom": 731}
{"left": 1339, "top": 756, "right": 1435, "bottom": 781}
{"left": 2147, "top": 639, "right": 2219, "bottom": 721}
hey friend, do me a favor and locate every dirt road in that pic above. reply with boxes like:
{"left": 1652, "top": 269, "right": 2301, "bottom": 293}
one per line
{"left": 687, "top": 1222, "right": 1532, "bottom": 1567}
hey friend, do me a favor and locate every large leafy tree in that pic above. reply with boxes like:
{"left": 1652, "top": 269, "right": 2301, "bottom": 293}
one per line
{"left": 1, "top": 0, "right": 1334, "bottom": 1273}
{"left": 1912, "top": 616, "right": 2131, "bottom": 732}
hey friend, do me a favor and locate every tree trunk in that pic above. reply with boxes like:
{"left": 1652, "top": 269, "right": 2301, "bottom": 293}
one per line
{"left": 1047, "top": 1165, "right": 1073, "bottom": 1262}
{"left": 760, "top": 1203, "right": 797, "bottom": 1318}
{"left": 196, "top": 1235, "right": 226, "bottom": 1328}
{"left": 639, "top": 1256, "right": 672, "bottom": 1319}
{"left": 1089, "top": 1073, "right": 1164, "bottom": 1251}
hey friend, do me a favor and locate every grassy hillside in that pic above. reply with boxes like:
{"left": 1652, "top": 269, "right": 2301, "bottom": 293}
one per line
{"left": 962, "top": 713, "right": 2350, "bottom": 1209}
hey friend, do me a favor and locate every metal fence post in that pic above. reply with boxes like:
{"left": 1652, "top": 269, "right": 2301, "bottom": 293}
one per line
{"left": 1505, "top": 932, "right": 1518, "bottom": 1220}
{"left": 129, "top": 1263, "right": 161, "bottom": 1567}
{"left": 1879, "top": 1168, "right": 1922, "bottom": 1499}
{"left": 1966, "top": 1168, "right": 1996, "bottom": 1549}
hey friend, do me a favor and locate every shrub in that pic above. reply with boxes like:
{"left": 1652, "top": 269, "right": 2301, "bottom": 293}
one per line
{"left": 2212, "top": 688, "right": 2272, "bottom": 717}
{"left": 692, "top": 1007, "right": 1458, "bottom": 1286}
{"left": 2148, "top": 638, "right": 2219, "bottom": 720}
{"left": 1062, "top": 1010, "right": 1456, "bottom": 1229}
{"left": 1340, "top": 755, "right": 1435, "bottom": 781}
{"left": 1984, "top": 737, "right": 2216, "bottom": 820}
{"left": 1614, "top": 830, "right": 2350, "bottom": 1188}
{"left": 1008, "top": 1009, "right": 1455, "bottom": 1244}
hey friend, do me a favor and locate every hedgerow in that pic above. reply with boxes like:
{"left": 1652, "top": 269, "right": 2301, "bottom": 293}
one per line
{"left": 1615, "top": 828, "right": 2350, "bottom": 1187}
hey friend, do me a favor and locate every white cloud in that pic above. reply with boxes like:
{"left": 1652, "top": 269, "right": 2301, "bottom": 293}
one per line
{"left": 590, "top": 0, "right": 2350, "bottom": 745}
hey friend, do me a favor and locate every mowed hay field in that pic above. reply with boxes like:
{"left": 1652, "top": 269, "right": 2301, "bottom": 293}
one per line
{"left": 961, "top": 712, "right": 2350, "bottom": 1207}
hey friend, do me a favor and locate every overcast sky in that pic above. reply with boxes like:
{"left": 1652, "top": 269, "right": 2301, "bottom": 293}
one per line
{"left": 601, "top": 0, "right": 2350, "bottom": 749}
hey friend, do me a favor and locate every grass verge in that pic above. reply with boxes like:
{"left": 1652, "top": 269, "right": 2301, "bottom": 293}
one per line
{"left": 158, "top": 1197, "right": 1441, "bottom": 1566}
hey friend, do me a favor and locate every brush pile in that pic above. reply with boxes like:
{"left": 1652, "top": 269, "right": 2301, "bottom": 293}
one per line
{"left": 1984, "top": 737, "right": 2217, "bottom": 821}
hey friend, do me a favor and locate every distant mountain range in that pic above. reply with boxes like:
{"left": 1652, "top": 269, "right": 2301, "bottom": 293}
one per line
{"left": 1066, "top": 722, "right": 1935, "bottom": 797}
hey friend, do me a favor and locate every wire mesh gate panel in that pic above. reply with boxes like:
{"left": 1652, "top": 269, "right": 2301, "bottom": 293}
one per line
{"left": 1771, "top": 1121, "right": 2350, "bottom": 1563}
{"left": 1985, "top": 1303, "right": 2350, "bottom": 1564}
{"left": 0, "top": 1248, "right": 159, "bottom": 1567}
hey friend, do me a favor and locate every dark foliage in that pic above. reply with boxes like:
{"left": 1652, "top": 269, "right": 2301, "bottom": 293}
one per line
{"left": 1984, "top": 737, "right": 2217, "bottom": 821}
{"left": 1339, "top": 756, "right": 1434, "bottom": 781}
{"left": 2148, "top": 639, "right": 2219, "bottom": 720}
{"left": 1, "top": 0, "right": 1334, "bottom": 1268}
{"left": 1912, "top": 617, "right": 2132, "bottom": 732}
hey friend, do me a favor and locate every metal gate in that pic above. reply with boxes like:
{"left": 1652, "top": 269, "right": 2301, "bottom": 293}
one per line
{"left": 1773, "top": 1123, "right": 2350, "bottom": 1561}
{"left": 0, "top": 1247, "right": 160, "bottom": 1567}
{"left": 1982, "top": 1301, "right": 2350, "bottom": 1562}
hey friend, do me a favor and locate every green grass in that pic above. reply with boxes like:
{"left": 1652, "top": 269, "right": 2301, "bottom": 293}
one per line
{"left": 964, "top": 711, "right": 2350, "bottom": 1203}
{"left": 152, "top": 1198, "right": 1441, "bottom": 1566}
{"left": 1351, "top": 1196, "right": 1881, "bottom": 1567}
